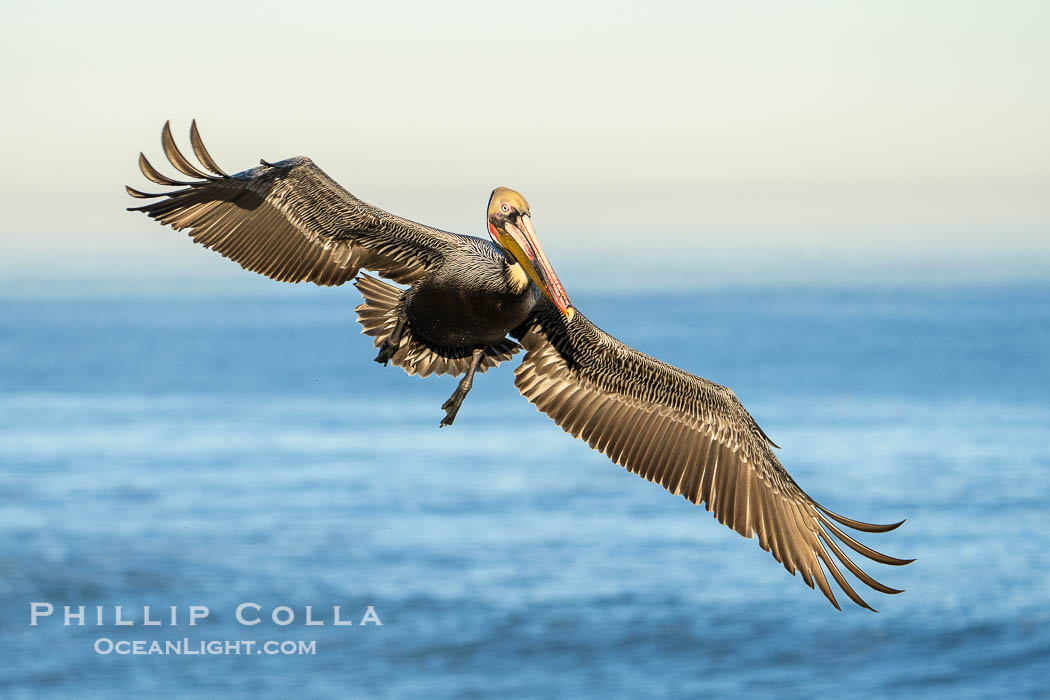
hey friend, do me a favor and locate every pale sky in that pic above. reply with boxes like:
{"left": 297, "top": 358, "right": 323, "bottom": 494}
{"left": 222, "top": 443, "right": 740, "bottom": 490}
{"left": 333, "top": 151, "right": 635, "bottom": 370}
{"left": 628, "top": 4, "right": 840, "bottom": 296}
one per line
{"left": 1, "top": 0, "right": 1047, "bottom": 293}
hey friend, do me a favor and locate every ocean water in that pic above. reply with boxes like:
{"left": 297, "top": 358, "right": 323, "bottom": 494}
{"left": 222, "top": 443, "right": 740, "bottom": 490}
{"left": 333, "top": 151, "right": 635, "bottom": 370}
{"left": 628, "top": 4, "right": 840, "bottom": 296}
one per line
{"left": 0, "top": 284, "right": 1047, "bottom": 698}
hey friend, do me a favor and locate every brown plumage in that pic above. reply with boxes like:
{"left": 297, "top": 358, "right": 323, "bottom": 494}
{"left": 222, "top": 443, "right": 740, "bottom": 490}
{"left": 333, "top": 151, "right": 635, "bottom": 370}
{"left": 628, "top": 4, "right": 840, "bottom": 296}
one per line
{"left": 128, "top": 121, "right": 913, "bottom": 610}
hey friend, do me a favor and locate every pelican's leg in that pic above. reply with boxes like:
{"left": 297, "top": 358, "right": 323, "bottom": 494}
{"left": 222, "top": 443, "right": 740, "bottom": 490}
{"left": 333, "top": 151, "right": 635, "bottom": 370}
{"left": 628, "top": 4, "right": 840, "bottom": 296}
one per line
{"left": 374, "top": 313, "right": 407, "bottom": 366}
{"left": 440, "top": 348, "right": 485, "bottom": 427}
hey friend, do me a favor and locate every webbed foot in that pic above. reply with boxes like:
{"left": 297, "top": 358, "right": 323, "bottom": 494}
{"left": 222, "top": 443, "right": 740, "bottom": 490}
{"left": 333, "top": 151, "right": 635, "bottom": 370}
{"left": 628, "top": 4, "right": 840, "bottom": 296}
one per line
{"left": 374, "top": 340, "right": 397, "bottom": 366}
{"left": 374, "top": 315, "right": 407, "bottom": 366}
{"left": 438, "top": 347, "right": 485, "bottom": 427}
{"left": 439, "top": 389, "right": 468, "bottom": 427}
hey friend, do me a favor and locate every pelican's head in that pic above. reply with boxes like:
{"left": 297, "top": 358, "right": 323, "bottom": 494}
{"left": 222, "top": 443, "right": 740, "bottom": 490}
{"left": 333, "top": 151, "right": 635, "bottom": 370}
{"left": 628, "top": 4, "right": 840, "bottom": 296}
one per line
{"left": 487, "top": 187, "right": 574, "bottom": 319}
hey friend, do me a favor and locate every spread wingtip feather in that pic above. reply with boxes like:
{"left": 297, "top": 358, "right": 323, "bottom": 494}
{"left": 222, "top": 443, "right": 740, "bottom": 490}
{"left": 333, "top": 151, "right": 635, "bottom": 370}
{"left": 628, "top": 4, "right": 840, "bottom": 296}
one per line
{"left": 189, "top": 119, "right": 228, "bottom": 177}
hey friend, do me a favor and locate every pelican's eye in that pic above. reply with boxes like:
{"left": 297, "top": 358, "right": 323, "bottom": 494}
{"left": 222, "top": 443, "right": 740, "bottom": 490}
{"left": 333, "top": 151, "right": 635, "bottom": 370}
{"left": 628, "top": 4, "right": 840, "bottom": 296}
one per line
{"left": 501, "top": 203, "right": 510, "bottom": 214}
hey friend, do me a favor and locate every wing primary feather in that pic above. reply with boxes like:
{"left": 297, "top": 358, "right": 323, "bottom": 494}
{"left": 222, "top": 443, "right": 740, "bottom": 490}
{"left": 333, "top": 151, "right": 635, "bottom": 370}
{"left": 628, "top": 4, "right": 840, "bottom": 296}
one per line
{"left": 815, "top": 503, "right": 906, "bottom": 533}
{"left": 811, "top": 563, "right": 841, "bottom": 611}
{"left": 782, "top": 501, "right": 841, "bottom": 608}
{"left": 818, "top": 516, "right": 915, "bottom": 566}
{"left": 715, "top": 444, "right": 737, "bottom": 527}
{"left": 125, "top": 185, "right": 165, "bottom": 199}
{"left": 138, "top": 153, "right": 198, "bottom": 186}
{"left": 161, "top": 120, "right": 217, "bottom": 180}
{"left": 755, "top": 488, "right": 779, "bottom": 556}
{"left": 189, "top": 119, "right": 229, "bottom": 176}
{"left": 814, "top": 546, "right": 874, "bottom": 612}
{"left": 735, "top": 466, "right": 753, "bottom": 538}
{"left": 818, "top": 530, "right": 905, "bottom": 595}
{"left": 768, "top": 499, "right": 799, "bottom": 575}
{"left": 786, "top": 499, "right": 873, "bottom": 610}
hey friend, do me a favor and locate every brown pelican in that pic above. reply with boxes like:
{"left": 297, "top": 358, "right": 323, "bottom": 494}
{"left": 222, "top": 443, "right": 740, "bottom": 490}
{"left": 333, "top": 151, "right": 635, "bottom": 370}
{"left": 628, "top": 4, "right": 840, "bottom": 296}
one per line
{"left": 128, "top": 121, "right": 912, "bottom": 610}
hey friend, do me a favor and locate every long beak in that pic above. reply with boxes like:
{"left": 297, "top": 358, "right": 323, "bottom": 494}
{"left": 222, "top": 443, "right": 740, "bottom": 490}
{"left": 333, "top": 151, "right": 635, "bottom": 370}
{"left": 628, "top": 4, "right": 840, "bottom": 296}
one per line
{"left": 501, "top": 213, "right": 574, "bottom": 319}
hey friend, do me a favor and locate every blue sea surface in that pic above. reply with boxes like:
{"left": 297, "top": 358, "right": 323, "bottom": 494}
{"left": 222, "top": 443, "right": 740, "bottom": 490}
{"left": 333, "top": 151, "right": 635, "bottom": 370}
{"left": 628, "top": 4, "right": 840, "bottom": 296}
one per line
{"left": 1, "top": 285, "right": 1048, "bottom": 698}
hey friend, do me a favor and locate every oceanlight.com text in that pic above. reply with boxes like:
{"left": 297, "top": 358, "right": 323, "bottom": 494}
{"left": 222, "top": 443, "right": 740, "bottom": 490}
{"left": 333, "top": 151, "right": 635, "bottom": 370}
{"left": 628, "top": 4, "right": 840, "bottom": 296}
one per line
{"left": 94, "top": 638, "right": 317, "bottom": 656}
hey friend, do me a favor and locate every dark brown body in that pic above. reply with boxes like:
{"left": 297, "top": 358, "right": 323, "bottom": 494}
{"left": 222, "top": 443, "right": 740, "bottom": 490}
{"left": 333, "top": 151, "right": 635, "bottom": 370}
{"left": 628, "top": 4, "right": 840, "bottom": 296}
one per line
{"left": 404, "top": 239, "right": 539, "bottom": 349}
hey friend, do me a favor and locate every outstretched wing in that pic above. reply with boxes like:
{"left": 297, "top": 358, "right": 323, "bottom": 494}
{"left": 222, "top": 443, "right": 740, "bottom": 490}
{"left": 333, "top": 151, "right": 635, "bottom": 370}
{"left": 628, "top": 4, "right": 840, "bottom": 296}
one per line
{"left": 128, "top": 120, "right": 473, "bottom": 286}
{"left": 514, "top": 301, "right": 913, "bottom": 610}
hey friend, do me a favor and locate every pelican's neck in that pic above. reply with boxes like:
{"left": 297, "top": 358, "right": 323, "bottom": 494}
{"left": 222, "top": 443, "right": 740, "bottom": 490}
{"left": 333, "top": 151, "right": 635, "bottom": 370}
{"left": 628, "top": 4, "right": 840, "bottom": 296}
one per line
{"left": 504, "top": 260, "right": 530, "bottom": 294}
